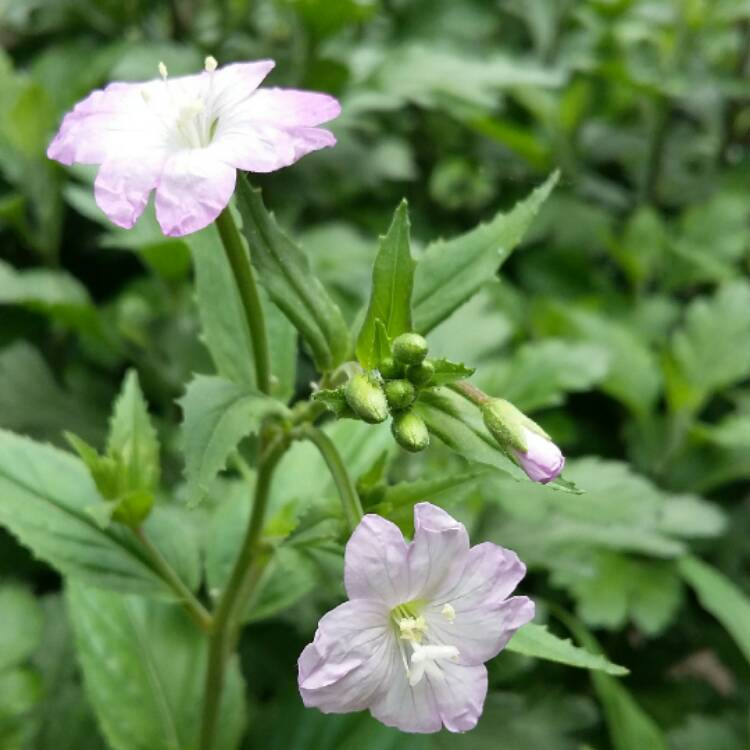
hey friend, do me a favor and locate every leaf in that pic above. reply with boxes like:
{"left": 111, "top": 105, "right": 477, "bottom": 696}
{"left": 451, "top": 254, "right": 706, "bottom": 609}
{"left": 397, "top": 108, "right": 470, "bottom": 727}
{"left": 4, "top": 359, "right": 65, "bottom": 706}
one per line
{"left": 668, "top": 281, "right": 750, "bottom": 413}
{"left": 356, "top": 201, "right": 415, "bottom": 368}
{"left": 107, "top": 370, "right": 160, "bottom": 495}
{"left": 428, "top": 358, "right": 476, "bottom": 386}
{"left": 66, "top": 583, "right": 246, "bottom": 750}
{"left": 234, "top": 176, "right": 350, "bottom": 372}
{"left": 0, "top": 429, "right": 194, "bottom": 597}
{"left": 179, "top": 375, "right": 288, "bottom": 504}
{"left": 187, "top": 221, "right": 297, "bottom": 401}
{"left": 413, "top": 171, "right": 558, "bottom": 334}
{"left": 477, "top": 339, "right": 610, "bottom": 412}
{"left": 506, "top": 623, "right": 628, "bottom": 675}
{"left": 678, "top": 556, "right": 750, "bottom": 664}
{"left": 377, "top": 467, "right": 493, "bottom": 511}
{"left": 0, "top": 584, "right": 44, "bottom": 671}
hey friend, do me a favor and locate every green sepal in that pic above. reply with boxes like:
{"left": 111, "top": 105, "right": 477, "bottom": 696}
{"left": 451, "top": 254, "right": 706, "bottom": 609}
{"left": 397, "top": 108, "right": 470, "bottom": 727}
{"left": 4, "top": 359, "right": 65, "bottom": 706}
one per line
{"left": 345, "top": 373, "right": 389, "bottom": 424}
{"left": 429, "top": 358, "right": 476, "bottom": 386}
{"left": 406, "top": 360, "right": 435, "bottom": 387}
{"left": 481, "top": 398, "right": 529, "bottom": 453}
{"left": 391, "top": 410, "right": 430, "bottom": 452}
{"left": 313, "top": 387, "right": 357, "bottom": 419}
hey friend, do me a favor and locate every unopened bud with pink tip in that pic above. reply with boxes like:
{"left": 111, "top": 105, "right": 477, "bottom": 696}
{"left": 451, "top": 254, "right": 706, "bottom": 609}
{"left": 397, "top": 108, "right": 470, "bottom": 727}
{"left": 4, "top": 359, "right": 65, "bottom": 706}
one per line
{"left": 481, "top": 398, "right": 564, "bottom": 484}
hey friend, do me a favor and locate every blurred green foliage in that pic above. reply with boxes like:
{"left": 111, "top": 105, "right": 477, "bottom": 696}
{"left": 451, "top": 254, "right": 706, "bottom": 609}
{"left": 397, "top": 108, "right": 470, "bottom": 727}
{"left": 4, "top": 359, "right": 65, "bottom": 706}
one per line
{"left": 1, "top": 0, "right": 750, "bottom": 748}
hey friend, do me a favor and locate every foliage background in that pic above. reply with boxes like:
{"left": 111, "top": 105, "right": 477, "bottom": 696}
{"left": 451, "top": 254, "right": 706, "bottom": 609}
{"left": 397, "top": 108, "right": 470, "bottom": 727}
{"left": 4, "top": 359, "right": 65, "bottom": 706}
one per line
{"left": 1, "top": 0, "right": 750, "bottom": 748}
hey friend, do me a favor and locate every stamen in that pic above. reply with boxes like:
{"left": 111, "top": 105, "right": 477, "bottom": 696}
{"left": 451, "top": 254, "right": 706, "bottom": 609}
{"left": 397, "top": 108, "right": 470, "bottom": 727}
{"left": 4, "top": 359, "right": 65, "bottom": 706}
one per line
{"left": 441, "top": 603, "right": 456, "bottom": 623}
{"left": 158, "top": 61, "right": 168, "bottom": 80}
{"left": 205, "top": 55, "right": 218, "bottom": 72}
{"left": 398, "top": 615, "right": 427, "bottom": 643}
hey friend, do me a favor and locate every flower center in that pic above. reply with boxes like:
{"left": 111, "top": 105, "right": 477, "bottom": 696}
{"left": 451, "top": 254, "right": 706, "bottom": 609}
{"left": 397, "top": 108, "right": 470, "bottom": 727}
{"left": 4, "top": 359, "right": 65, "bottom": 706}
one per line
{"left": 390, "top": 600, "right": 459, "bottom": 686}
{"left": 143, "top": 57, "right": 221, "bottom": 151}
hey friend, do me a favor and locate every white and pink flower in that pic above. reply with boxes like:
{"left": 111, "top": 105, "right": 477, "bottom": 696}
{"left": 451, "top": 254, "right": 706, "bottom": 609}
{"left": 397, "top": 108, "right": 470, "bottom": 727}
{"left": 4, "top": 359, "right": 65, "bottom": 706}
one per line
{"left": 298, "top": 502, "right": 534, "bottom": 733}
{"left": 47, "top": 57, "right": 340, "bottom": 237}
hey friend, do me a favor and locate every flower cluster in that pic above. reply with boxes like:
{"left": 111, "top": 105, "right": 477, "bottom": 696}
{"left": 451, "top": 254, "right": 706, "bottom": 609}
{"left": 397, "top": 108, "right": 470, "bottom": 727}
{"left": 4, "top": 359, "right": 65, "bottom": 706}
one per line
{"left": 298, "top": 503, "right": 534, "bottom": 733}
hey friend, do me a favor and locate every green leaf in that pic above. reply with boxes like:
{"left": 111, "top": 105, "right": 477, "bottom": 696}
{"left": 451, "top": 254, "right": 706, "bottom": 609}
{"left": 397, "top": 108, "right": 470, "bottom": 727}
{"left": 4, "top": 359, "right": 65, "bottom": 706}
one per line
{"left": 107, "top": 370, "right": 160, "bottom": 496}
{"left": 187, "top": 221, "right": 297, "bottom": 401}
{"left": 428, "top": 358, "right": 476, "bottom": 386}
{"left": 67, "top": 583, "right": 245, "bottom": 750}
{"left": 667, "top": 281, "right": 750, "bottom": 413}
{"left": 506, "top": 623, "right": 628, "bottom": 675}
{"left": 413, "top": 171, "right": 559, "bottom": 334}
{"left": 234, "top": 176, "right": 350, "bottom": 371}
{"left": 477, "top": 339, "right": 609, "bottom": 412}
{"left": 678, "top": 556, "right": 750, "bottom": 664}
{"left": 179, "top": 375, "right": 288, "bottom": 505}
{"left": 0, "top": 429, "right": 194, "bottom": 597}
{"left": 0, "top": 584, "right": 44, "bottom": 671}
{"left": 356, "top": 201, "right": 415, "bottom": 368}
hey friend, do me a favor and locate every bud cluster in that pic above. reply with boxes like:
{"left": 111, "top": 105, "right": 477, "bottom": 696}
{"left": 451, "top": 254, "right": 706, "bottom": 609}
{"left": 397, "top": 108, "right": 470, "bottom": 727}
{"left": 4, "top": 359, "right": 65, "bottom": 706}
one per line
{"left": 345, "top": 332, "right": 433, "bottom": 453}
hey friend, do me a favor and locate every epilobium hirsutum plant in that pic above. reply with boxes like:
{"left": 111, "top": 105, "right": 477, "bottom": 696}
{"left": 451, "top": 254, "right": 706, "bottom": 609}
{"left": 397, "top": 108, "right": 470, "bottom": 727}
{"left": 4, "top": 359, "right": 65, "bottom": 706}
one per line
{"left": 0, "top": 55, "right": 623, "bottom": 750}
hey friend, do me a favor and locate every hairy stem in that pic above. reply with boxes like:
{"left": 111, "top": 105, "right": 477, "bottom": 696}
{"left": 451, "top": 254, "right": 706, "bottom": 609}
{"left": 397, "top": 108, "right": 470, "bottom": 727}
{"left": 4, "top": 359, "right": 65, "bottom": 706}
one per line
{"left": 451, "top": 380, "right": 490, "bottom": 407}
{"left": 199, "top": 434, "right": 289, "bottom": 750}
{"left": 215, "top": 207, "right": 272, "bottom": 395}
{"left": 135, "top": 527, "right": 212, "bottom": 631}
{"left": 297, "top": 424, "right": 363, "bottom": 530}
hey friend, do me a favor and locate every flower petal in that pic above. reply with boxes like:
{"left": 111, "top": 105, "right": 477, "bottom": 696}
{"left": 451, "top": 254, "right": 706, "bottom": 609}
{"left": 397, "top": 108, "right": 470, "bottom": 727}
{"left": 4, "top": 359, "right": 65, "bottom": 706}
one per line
{"left": 94, "top": 155, "right": 165, "bottom": 229}
{"left": 406, "top": 503, "right": 470, "bottom": 601}
{"left": 212, "top": 122, "right": 297, "bottom": 173}
{"left": 209, "top": 61, "right": 276, "bottom": 115}
{"left": 344, "top": 514, "right": 411, "bottom": 606}
{"left": 369, "top": 653, "right": 487, "bottom": 733}
{"left": 240, "top": 88, "right": 341, "bottom": 127}
{"left": 298, "top": 599, "right": 392, "bottom": 713}
{"left": 515, "top": 428, "right": 565, "bottom": 484}
{"left": 426, "top": 542, "right": 534, "bottom": 663}
{"left": 154, "top": 148, "right": 236, "bottom": 236}
{"left": 47, "top": 82, "right": 159, "bottom": 166}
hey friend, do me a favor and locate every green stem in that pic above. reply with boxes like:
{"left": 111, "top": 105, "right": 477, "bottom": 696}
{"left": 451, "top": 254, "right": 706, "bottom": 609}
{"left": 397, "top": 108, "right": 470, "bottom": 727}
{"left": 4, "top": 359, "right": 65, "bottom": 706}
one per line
{"left": 297, "top": 424, "right": 363, "bottom": 530}
{"left": 134, "top": 528, "right": 212, "bottom": 632}
{"left": 198, "top": 434, "right": 288, "bottom": 750}
{"left": 451, "top": 380, "right": 490, "bottom": 407}
{"left": 215, "top": 207, "right": 272, "bottom": 395}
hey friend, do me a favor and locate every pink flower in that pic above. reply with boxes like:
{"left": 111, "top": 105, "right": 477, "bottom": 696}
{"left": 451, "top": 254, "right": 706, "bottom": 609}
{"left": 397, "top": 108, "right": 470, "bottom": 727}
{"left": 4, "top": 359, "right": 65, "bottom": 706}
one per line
{"left": 514, "top": 427, "right": 565, "bottom": 484}
{"left": 47, "top": 57, "right": 340, "bottom": 237}
{"left": 298, "top": 503, "right": 534, "bottom": 733}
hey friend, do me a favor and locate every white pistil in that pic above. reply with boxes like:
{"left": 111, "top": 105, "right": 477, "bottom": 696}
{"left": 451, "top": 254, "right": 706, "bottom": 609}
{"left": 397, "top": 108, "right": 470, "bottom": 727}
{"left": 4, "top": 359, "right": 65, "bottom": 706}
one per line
{"left": 441, "top": 603, "right": 456, "bottom": 623}
{"left": 408, "top": 644, "right": 460, "bottom": 686}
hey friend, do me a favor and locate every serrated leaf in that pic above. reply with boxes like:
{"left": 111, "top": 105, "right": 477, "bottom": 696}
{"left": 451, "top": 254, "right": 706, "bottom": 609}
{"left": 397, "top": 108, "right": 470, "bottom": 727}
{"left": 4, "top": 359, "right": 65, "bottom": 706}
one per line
{"left": 0, "top": 429, "right": 195, "bottom": 597}
{"left": 187, "top": 221, "right": 297, "bottom": 401}
{"left": 428, "top": 358, "right": 476, "bottom": 386}
{"left": 179, "top": 375, "right": 288, "bottom": 504}
{"left": 234, "top": 176, "right": 350, "bottom": 372}
{"left": 668, "top": 281, "right": 750, "bottom": 413}
{"left": 66, "top": 583, "right": 245, "bottom": 750}
{"left": 356, "top": 201, "right": 415, "bottom": 368}
{"left": 506, "top": 623, "right": 628, "bottom": 675}
{"left": 413, "top": 171, "right": 559, "bottom": 334}
{"left": 678, "top": 556, "right": 750, "bottom": 664}
{"left": 313, "top": 387, "right": 356, "bottom": 418}
{"left": 376, "top": 467, "right": 493, "bottom": 511}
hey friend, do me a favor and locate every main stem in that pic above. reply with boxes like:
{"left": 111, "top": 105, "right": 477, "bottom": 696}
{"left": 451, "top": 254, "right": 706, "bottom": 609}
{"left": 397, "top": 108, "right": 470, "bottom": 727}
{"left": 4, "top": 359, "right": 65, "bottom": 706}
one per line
{"left": 215, "top": 207, "right": 272, "bottom": 395}
{"left": 199, "top": 435, "right": 288, "bottom": 750}
{"left": 297, "top": 424, "right": 364, "bottom": 530}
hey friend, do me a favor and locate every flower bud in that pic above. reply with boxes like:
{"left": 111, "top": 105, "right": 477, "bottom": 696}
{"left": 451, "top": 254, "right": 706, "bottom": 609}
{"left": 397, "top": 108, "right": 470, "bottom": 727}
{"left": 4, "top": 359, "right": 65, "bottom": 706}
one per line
{"left": 392, "top": 333, "right": 428, "bottom": 366}
{"left": 345, "top": 373, "right": 389, "bottom": 424}
{"left": 406, "top": 360, "right": 434, "bottom": 387}
{"left": 481, "top": 398, "right": 564, "bottom": 484}
{"left": 111, "top": 490, "right": 155, "bottom": 527}
{"left": 378, "top": 356, "right": 403, "bottom": 379}
{"left": 384, "top": 379, "right": 416, "bottom": 411}
{"left": 391, "top": 411, "right": 430, "bottom": 452}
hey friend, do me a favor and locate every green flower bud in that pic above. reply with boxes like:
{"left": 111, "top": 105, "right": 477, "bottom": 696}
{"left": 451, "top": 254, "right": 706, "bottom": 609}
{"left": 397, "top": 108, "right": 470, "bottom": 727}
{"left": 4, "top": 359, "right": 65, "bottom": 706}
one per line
{"left": 406, "top": 360, "right": 435, "bottom": 387}
{"left": 111, "top": 490, "right": 155, "bottom": 527}
{"left": 345, "top": 373, "right": 389, "bottom": 424}
{"left": 391, "top": 411, "right": 430, "bottom": 452}
{"left": 384, "top": 379, "right": 416, "bottom": 411}
{"left": 392, "top": 333, "right": 429, "bottom": 366}
{"left": 378, "top": 356, "right": 403, "bottom": 379}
